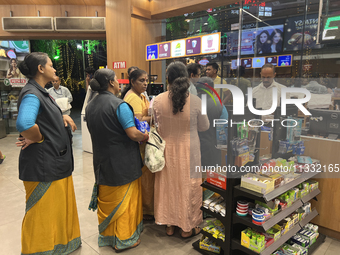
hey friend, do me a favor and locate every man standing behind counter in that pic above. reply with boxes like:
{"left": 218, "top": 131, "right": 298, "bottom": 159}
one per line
{"left": 205, "top": 62, "right": 230, "bottom": 104}
{"left": 48, "top": 76, "right": 73, "bottom": 115}
{"left": 252, "top": 63, "right": 287, "bottom": 110}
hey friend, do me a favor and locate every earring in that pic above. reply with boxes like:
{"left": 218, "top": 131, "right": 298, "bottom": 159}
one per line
{"left": 42, "top": 71, "right": 44, "bottom": 73}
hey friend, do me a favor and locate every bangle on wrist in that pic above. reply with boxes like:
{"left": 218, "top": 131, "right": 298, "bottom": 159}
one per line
{"left": 37, "top": 135, "right": 44, "bottom": 144}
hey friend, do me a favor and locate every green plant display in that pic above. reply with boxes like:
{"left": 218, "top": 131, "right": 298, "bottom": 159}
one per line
{"left": 207, "top": 14, "right": 219, "bottom": 31}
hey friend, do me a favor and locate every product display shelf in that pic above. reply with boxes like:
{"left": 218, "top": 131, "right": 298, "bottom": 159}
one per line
{"left": 299, "top": 208, "right": 319, "bottom": 228}
{"left": 231, "top": 224, "right": 301, "bottom": 255}
{"left": 192, "top": 240, "right": 224, "bottom": 255}
{"left": 201, "top": 230, "right": 226, "bottom": 249}
{"left": 201, "top": 206, "right": 225, "bottom": 222}
{"left": 234, "top": 171, "right": 320, "bottom": 203}
{"left": 309, "top": 233, "right": 326, "bottom": 254}
{"left": 201, "top": 181, "right": 227, "bottom": 199}
{"left": 233, "top": 199, "right": 303, "bottom": 232}
{"left": 301, "top": 188, "right": 320, "bottom": 203}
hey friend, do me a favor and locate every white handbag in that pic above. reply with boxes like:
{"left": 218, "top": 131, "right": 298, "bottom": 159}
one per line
{"left": 144, "top": 106, "right": 166, "bottom": 173}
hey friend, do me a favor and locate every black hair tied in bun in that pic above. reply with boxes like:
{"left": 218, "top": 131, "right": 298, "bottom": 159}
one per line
{"left": 18, "top": 61, "right": 31, "bottom": 77}
{"left": 90, "top": 69, "right": 116, "bottom": 92}
{"left": 89, "top": 78, "right": 102, "bottom": 92}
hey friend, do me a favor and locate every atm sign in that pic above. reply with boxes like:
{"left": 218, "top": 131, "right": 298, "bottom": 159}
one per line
{"left": 113, "top": 61, "right": 126, "bottom": 69}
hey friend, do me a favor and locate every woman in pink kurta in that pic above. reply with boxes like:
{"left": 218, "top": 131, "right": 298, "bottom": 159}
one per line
{"left": 153, "top": 62, "right": 209, "bottom": 238}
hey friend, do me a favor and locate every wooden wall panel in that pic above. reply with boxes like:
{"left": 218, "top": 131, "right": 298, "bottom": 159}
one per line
{"left": 84, "top": 0, "right": 105, "bottom": 5}
{"left": 31, "top": 0, "right": 60, "bottom": 4}
{"left": 106, "top": 0, "right": 132, "bottom": 78}
{"left": 86, "top": 5, "right": 105, "bottom": 17}
{"left": 9, "top": 5, "right": 36, "bottom": 16}
{"left": 131, "top": 17, "right": 162, "bottom": 81}
{"left": 60, "top": 5, "right": 87, "bottom": 16}
{"left": 302, "top": 137, "right": 340, "bottom": 232}
{"left": 34, "top": 5, "right": 62, "bottom": 17}
{"left": 131, "top": 0, "right": 150, "bottom": 10}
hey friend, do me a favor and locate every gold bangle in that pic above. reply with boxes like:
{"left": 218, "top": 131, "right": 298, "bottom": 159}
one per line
{"left": 37, "top": 135, "right": 44, "bottom": 143}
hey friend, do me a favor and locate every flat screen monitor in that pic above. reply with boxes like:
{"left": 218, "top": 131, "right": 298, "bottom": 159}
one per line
{"left": 226, "top": 24, "right": 284, "bottom": 56}
{"left": 309, "top": 109, "right": 340, "bottom": 136}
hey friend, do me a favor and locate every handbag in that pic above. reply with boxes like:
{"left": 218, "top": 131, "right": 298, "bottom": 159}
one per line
{"left": 144, "top": 105, "right": 166, "bottom": 173}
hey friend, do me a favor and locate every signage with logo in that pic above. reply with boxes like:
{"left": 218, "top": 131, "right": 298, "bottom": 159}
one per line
{"left": 9, "top": 41, "right": 29, "bottom": 53}
{"left": 112, "top": 61, "right": 126, "bottom": 69}
{"left": 199, "top": 58, "right": 209, "bottom": 66}
{"left": 201, "top": 33, "right": 220, "bottom": 54}
{"left": 231, "top": 54, "right": 290, "bottom": 69}
{"left": 146, "top": 32, "right": 221, "bottom": 61}
{"left": 6, "top": 50, "right": 16, "bottom": 59}
{"left": 171, "top": 39, "right": 186, "bottom": 57}
{"left": 284, "top": 14, "right": 322, "bottom": 51}
{"left": 186, "top": 37, "right": 201, "bottom": 56}
{"left": 159, "top": 42, "right": 171, "bottom": 59}
{"left": 322, "top": 14, "right": 340, "bottom": 43}
{"left": 278, "top": 55, "right": 292, "bottom": 67}
{"left": 265, "top": 56, "right": 277, "bottom": 65}
{"left": 146, "top": 44, "right": 158, "bottom": 60}
{"left": 252, "top": 57, "right": 265, "bottom": 68}
{"left": 5, "top": 78, "right": 28, "bottom": 87}
{"left": 241, "top": 58, "right": 252, "bottom": 69}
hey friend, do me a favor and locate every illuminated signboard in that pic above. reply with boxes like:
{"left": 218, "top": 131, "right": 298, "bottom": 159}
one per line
{"left": 231, "top": 54, "right": 291, "bottom": 69}
{"left": 159, "top": 42, "right": 171, "bottom": 59}
{"left": 252, "top": 57, "right": 265, "bottom": 68}
{"left": 146, "top": 44, "right": 158, "bottom": 60}
{"left": 322, "top": 15, "right": 340, "bottom": 43}
{"left": 171, "top": 39, "right": 186, "bottom": 58}
{"left": 146, "top": 32, "right": 221, "bottom": 61}
{"left": 278, "top": 55, "right": 292, "bottom": 67}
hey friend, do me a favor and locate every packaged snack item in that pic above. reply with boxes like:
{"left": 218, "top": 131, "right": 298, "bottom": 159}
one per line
{"left": 237, "top": 124, "right": 249, "bottom": 139}
{"left": 209, "top": 197, "right": 224, "bottom": 212}
{"left": 241, "top": 228, "right": 266, "bottom": 253}
{"left": 241, "top": 173, "right": 275, "bottom": 194}
{"left": 134, "top": 117, "right": 150, "bottom": 133}
{"left": 291, "top": 243, "right": 308, "bottom": 255}
{"left": 280, "top": 243, "right": 301, "bottom": 255}
{"left": 216, "top": 122, "right": 228, "bottom": 149}
{"left": 265, "top": 227, "right": 281, "bottom": 241}
{"left": 298, "top": 229, "right": 319, "bottom": 245}
{"left": 203, "top": 196, "right": 220, "bottom": 209}
{"left": 290, "top": 234, "right": 310, "bottom": 247}
{"left": 199, "top": 236, "right": 221, "bottom": 254}
{"left": 306, "top": 180, "right": 319, "bottom": 191}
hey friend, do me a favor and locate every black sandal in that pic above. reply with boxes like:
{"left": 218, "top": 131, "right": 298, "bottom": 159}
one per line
{"left": 180, "top": 227, "right": 201, "bottom": 239}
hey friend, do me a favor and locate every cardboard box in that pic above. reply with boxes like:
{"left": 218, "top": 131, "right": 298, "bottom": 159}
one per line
{"left": 207, "top": 171, "right": 227, "bottom": 190}
{"left": 199, "top": 236, "right": 221, "bottom": 254}
{"left": 241, "top": 230, "right": 265, "bottom": 253}
{"left": 241, "top": 174, "right": 275, "bottom": 194}
{"left": 265, "top": 227, "right": 281, "bottom": 241}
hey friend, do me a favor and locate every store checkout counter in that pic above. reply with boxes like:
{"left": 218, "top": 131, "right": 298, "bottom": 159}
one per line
{"left": 259, "top": 108, "right": 340, "bottom": 239}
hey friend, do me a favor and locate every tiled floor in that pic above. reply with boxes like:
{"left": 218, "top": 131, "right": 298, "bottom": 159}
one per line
{"left": 0, "top": 133, "right": 339, "bottom": 254}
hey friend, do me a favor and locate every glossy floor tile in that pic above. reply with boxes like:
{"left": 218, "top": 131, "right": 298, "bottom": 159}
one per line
{"left": 0, "top": 132, "right": 339, "bottom": 254}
